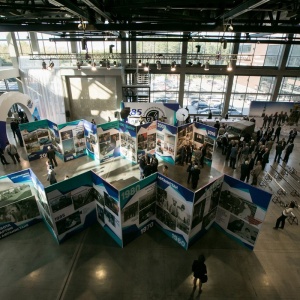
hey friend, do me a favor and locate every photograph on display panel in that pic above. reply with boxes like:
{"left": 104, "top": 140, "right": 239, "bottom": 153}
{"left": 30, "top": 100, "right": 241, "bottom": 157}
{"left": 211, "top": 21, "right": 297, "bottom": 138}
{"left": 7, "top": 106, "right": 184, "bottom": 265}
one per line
{"left": 123, "top": 202, "right": 138, "bottom": 223}
{"left": 0, "top": 184, "right": 32, "bottom": 207}
{"left": 72, "top": 187, "right": 95, "bottom": 210}
{"left": 104, "top": 191, "right": 119, "bottom": 216}
{"left": 138, "top": 191, "right": 156, "bottom": 225}
{"left": 50, "top": 193, "right": 73, "bottom": 213}
{"left": 0, "top": 196, "right": 40, "bottom": 223}
{"left": 156, "top": 186, "right": 191, "bottom": 232}
{"left": 219, "top": 190, "right": 257, "bottom": 221}
{"left": 202, "top": 207, "right": 218, "bottom": 230}
{"left": 227, "top": 214, "right": 258, "bottom": 245}
{"left": 55, "top": 211, "right": 81, "bottom": 235}
{"left": 97, "top": 204, "right": 105, "bottom": 223}
{"left": 191, "top": 199, "right": 206, "bottom": 229}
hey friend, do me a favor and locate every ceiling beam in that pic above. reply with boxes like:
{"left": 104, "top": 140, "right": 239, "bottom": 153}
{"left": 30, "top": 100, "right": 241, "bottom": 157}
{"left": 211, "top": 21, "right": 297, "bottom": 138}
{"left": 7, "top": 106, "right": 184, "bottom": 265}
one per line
{"left": 0, "top": 23, "right": 300, "bottom": 34}
{"left": 80, "top": 0, "right": 113, "bottom": 22}
{"left": 48, "top": 0, "right": 89, "bottom": 20}
{"left": 218, "top": 0, "right": 270, "bottom": 20}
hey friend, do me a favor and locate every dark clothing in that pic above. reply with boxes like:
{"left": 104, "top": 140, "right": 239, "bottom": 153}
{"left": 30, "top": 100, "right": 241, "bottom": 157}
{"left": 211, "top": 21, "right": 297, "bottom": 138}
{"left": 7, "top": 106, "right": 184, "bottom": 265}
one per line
{"left": 200, "top": 146, "right": 207, "bottom": 167}
{"left": 151, "top": 157, "right": 158, "bottom": 173}
{"left": 192, "top": 260, "right": 207, "bottom": 280}
{"left": 274, "top": 144, "right": 283, "bottom": 163}
{"left": 0, "top": 148, "right": 9, "bottom": 165}
{"left": 143, "top": 164, "right": 152, "bottom": 177}
{"left": 180, "top": 146, "right": 187, "bottom": 165}
{"left": 275, "top": 213, "right": 288, "bottom": 229}
{"left": 191, "top": 168, "right": 201, "bottom": 189}
{"left": 240, "top": 163, "right": 249, "bottom": 182}
{"left": 287, "top": 130, "right": 297, "bottom": 144}
{"left": 261, "top": 151, "right": 270, "bottom": 170}
{"left": 139, "top": 157, "right": 146, "bottom": 179}
{"left": 229, "top": 147, "right": 238, "bottom": 169}
{"left": 47, "top": 148, "right": 58, "bottom": 167}
{"left": 273, "top": 126, "right": 281, "bottom": 142}
{"left": 10, "top": 121, "right": 19, "bottom": 138}
{"left": 283, "top": 143, "right": 294, "bottom": 163}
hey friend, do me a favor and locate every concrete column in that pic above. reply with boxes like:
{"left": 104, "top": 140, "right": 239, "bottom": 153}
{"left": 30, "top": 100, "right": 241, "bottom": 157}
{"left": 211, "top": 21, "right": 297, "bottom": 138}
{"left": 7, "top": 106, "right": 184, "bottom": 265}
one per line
{"left": 29, "top": 32, "right": 40, "bottom": 54}
{"left": 178, "top": 38, "right": 188, "bottom": 107}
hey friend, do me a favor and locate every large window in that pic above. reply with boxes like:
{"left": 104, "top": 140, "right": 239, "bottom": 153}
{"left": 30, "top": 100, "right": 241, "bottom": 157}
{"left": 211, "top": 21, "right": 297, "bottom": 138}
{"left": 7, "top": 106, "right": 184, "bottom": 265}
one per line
{"left": 150, "top": 74, "right": 180, "bottom": 102}
{"left": 187, "top": 32, "right": 234, "bottom": 66}
{"left": 0, "top": 32, "right": 12, "bottom": 66}
{"left": 287, "top": 45, "right": 300, "bottom": 67}
{"left": 0, "top": 78, "right": 19, "bottom": 94}
{"left": 15, "top": 32, "right": 32, "bottom": 55}
{"left": 231, "top": 76, "right": 275, "bottom": 114}
{"left": 278, "top": 77, "right": 300, "bottom": 101}
{"left": 184, "top": 75, "right": 228, "bottom": 114}
{"left": 237, "top": 33, "right": 284, "bottom": 67}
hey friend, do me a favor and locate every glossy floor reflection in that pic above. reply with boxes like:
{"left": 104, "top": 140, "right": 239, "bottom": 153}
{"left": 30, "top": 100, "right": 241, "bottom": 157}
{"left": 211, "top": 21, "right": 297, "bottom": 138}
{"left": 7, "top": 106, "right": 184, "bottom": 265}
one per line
{"left": 1, "top": 124, "right": 300, "bottom": 300}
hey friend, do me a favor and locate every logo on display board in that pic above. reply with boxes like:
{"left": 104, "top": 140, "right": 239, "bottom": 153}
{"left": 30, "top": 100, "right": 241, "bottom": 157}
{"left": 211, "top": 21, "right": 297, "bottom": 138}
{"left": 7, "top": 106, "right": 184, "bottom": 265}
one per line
{"left": 144, "top": 107, "right": 166, "bottom": 122}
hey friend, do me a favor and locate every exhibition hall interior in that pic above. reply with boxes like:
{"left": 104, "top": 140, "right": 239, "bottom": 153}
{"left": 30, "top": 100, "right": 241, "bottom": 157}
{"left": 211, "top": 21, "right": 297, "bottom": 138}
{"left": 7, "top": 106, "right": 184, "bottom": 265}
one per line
{"left": 1, "top": 1, "right": 300, "bottom": 299}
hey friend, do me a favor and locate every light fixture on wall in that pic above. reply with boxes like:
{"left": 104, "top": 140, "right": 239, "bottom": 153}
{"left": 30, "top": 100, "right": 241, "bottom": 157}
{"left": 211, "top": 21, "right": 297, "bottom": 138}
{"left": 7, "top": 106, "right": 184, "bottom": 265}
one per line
{"left": 227, "top": 60, "right": 233, "bottom": 71}
{"left": 228, "top": 20, "right": 234, "bottom": 31}
{"left": 106, "top": 60, "right": 111, "bottom": 70}
{"left": 204, "top": 61, "right": 209, "bottom": 71}
{"left": 99, "top": 60, "right": 103, "bottom": 66}
{"left": 156, "top": 60, "right": 161, "bottom": 70}
{"left": 42, "top": 61, "right": 47, "bottom": 69}
{"left": 113, "top": 60, "right": 117, "bottom": 67}
{"left": 91, "top": 61, "right": 97, "bottom": 71}
{"left": 171, "top": 61, "right": 176, "bottom": 71}
{"left": 109, "top": 44, "right": 115, "bottom": 54}
{"left": 138, "top": 59, "right": 142, "bottom": 67}
{"left": 188, "top": 61, "right": 193, "bottom": 66}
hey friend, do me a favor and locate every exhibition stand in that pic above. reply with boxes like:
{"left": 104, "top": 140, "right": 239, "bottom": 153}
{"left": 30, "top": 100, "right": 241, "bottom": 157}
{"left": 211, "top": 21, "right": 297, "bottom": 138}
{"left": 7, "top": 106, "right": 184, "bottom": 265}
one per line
{"left": 0, "top": 165, "right": 272, "bottom": 250}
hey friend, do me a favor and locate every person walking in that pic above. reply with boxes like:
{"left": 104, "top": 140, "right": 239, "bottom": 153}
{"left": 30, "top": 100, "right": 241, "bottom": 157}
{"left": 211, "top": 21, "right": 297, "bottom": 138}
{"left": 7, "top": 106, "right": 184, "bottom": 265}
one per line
{"left": 261, "top": 148, "right": 270, "bottom": 170}
{"left": 251, "top": 161, "right": 262, "bottom": 186}
{"left": 150, "top": 154, "right": 158, "bottom": 173}
{"left": 5, "top": 142, "right": 20, "bottom": 164}
{"left": 240, "top": 160, "right": 249, "bottom": 182}
{"left": 192, "top": 254, "right": 207, "bottom": 295}
{"left": 0, "top": 147, "right": 10, "bottom": 165}
{"left": 162, "top": 165, "right": 168, "bottom": 176}
{"left": 274, "top": 142, "right": 283, "bottom": 163}
{"left": 283, "top": 142, "right": 294, "bottom": 163}
{"left": 47, "top": 168, "right": 57, "bottom": 185}
{"left": 191, "top": 164, "right": 201, "bottom": 189}
{"left": 47, "top": 146, "right": 58, "bottom": 167}
{"left": 139, "top": 155, "right": 146, "bottom": 179}
{"left": 273, "top": 201, "right": 296, "bottom": 229}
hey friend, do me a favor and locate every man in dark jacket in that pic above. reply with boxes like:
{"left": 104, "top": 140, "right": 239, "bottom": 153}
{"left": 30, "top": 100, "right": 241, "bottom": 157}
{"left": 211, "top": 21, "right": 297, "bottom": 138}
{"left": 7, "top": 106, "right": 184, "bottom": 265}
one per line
{"left": 240, "top": 161, "right": 249, "bottom": 182}
{"left": 191, "top": 164, "right": 201, "bottom": 189}
{"left": 283, "top": 142, "right": 294, "bottom": 163}
{"left": 47, "top": 146, "right": 58, "bottom": 167}
{"left": 274, "top": 142, "right": 283, "bottom": 163}
{"left": 10, "top": 119, "right": 19, "bottom": 138}
{"left": 261, "top": 148, "right": 270, "bottom": 170}
{"left": 287, "top": 128, "right": 297, "bottom": 144}
{"left": 273, "top": 125, "right": 281, "bottom": 143}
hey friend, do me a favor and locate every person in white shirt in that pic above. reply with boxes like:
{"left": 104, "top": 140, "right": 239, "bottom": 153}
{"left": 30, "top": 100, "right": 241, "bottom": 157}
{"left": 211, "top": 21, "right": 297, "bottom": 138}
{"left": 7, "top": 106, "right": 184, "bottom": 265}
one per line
{"left": 273, "top": 201, "right": 296, "bottom": 229}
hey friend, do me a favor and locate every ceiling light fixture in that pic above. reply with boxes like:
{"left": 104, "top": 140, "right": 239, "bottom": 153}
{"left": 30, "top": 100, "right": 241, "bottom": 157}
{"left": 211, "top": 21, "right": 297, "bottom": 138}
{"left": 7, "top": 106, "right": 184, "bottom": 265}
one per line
{"left": 188, "top": 61, "right": 193, "bottom": 66}
{"left": 227, "top": 61, "right": 233, "bottom": 71}
{"left": 138, "top": 59, "right": 142, "bottom": 67}
{"left": 156, "top": 61, "right": 161, "bottom": 70}
{"left": 106, "top": 60, "right": 111, "bottom": 70}
{"left": 109, "top": 44, "right": 115, "bottom": 54}
{"left": 91, "top": 61, "right": 97, "bottom": 71}
{"left": 144, "top": 62, "right": 149, "bottom": 72}
{"left": 47, "top": 61, "right": 54, "bottom": 71}
{"left": 171, "top": 61, "right": 176, "bottom": 71}
{"left": 204, "top": 61, "right": 209, "bottom": 71}
{"left": 99, "top": 60, "right": 103, "bottom": 67}
{"left": 113, "top": 61, "right": 117, "bottom": 67}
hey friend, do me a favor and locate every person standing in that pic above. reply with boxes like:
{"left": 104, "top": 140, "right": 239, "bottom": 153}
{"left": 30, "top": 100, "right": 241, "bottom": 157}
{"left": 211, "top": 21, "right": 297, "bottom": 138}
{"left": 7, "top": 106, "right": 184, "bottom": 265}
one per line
{"left": 240, "top": 160, "right": 249, "bottom": 182}
{"left": 5, "top": 142, "right": 20, "bottom": 164}
{"left": 287, "top": 128, "right": 297, "bottom": 144}
{"left": 47, "top": 168, "right": 57, "bottom": 185}
{"left": 283, "top": 142, "right": 294, "bottom": 163}
{"left": 261, "top": 148, "right": 270, "bottom": 170}
{"left": 162, "top": 165, "right": 168, "bottom": 176}
{"left": 273, "top": 125, "right": 281, "bottom": 143}
{"left": 274, "top": 142, "right": 283, "bottom": 163}
{"left": 150, "top": 154, "right": 158, "bottom": 173}
{"left": 273, "top": 201, "right": 296, "bottom": 229}
{"left": 191, "top": 164, "right": 201, "bottom": 189}
{"left": 0, "top": 147, "right": 10, "bottom": 165}
{"left": 200, "top": 143, "right": 207, "bottom": 167}
{"left": 192, "top": 254, "right": 207, "bottom": 295}
{"left": 10, "top": 119, "right": 19, "bottom": 139}
{"left": 251, "top": 161, "right": 262, "bottom": 186}
{"left": 143, "top": 161, "right": 153, "bottom": 177}
{"left": 229, "top": 144, "right": 238, "bottom": 169}
{"left": 139, "top": 155, "right": 146, "bottom": 179}
{"left": 47, "top": 146, "right": 58, "bottom": 167}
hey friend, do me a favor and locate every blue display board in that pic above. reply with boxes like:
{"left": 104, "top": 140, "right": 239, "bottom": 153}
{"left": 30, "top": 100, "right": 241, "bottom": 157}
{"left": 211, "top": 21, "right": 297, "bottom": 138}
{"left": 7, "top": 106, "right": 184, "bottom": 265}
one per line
{"left": 83, "top": 119, "right": 98, "bottom": 160}
{"left": 119, "top": 121, "right": 137, "bottom": 163}
{"left": 92, "top": 171, "right": 123, "bottom": 247}
{"left": 19, "top": 119, "right": 53, "bottom": 161}
{"left": 156, "top": 173, "right": 194, "bottom": 249}
{"left": 120, "top": 173, "right": 157, "bottom": 246}
{"left": 215, "top": 175, "right": 272, "bottom": 250}
{"left": 44, "top": 172, "right": 96, "bottom": 243}
{"left": 0, "top": 169, "right": 41, "bottom": 240}
{"left": 97, "top": 120, "right": 120, "bottom": 162}
{"left": 58, "top": 120, "right": 87, "bottom": 162}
